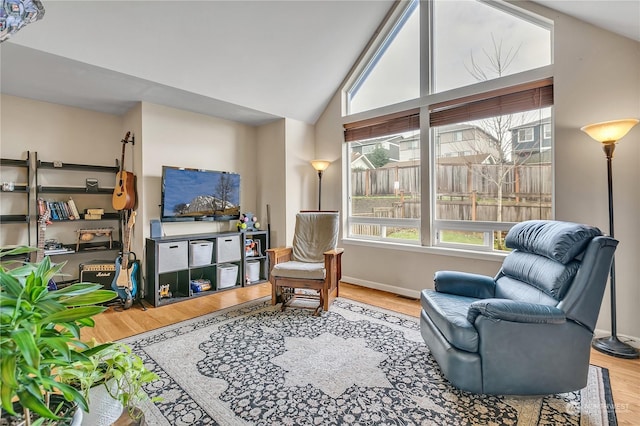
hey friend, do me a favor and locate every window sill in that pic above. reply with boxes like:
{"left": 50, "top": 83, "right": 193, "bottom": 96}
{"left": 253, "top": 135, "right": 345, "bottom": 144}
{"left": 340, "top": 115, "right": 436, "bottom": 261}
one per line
{"left": 342, "top": 237, "right": 508, "bottom": 263}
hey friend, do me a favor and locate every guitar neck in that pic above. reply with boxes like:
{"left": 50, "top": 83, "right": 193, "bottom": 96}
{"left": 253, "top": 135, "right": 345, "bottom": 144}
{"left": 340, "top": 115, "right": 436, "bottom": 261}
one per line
{"left": 37, "top": 224, "right": 46, "bottom": 263}
{"left": 120, "top": 142, "right": 126, "bottom": 174}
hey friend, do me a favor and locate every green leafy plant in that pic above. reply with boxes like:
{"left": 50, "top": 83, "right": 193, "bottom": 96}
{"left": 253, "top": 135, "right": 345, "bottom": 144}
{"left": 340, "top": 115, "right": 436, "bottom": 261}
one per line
{"left": 0, "top": 247, "right": 117, "bottom": 425}
{"left": 59, "top": 341, "right": 159, "bottom": 420}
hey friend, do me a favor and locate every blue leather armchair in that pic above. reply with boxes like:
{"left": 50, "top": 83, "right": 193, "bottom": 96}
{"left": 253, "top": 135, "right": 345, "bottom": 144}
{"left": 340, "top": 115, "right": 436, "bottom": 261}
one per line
{"left": 420, "top": 220, "right": 618, "bottom": 395}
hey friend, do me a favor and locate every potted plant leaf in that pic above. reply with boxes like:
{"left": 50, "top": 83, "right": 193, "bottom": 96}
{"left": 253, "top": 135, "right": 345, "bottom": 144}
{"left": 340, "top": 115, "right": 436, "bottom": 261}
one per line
{"left": 0, "top": 247, "right": 118, "bottom": 425}
{"left": 59, "top": 341, "right": 159, "bottom": 425}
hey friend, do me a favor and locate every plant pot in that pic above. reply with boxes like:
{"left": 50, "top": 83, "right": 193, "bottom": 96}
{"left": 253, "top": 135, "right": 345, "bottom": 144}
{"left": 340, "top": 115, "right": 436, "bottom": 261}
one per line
{"left": 112, "top": 407, "right": 145, "bottom": 426}
{"left": 0, "top": 395, "right": 83, "bottom": 426}
{"left": 82, "top": 379, "right": 123, "bottom": 426}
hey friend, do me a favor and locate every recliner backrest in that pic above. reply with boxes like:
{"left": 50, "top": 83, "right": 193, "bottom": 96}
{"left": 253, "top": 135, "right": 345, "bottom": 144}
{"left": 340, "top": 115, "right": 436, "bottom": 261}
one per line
{"left": 292, "top": 212, "right": 339, "bottom": 263}
{"left": 493, "top": 221, "right": 616, "bottom": 329}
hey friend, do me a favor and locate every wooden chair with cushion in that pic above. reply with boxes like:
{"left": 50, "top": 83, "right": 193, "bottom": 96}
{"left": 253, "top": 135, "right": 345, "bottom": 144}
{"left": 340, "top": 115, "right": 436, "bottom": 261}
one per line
{"left": 267, "top": 211, "right": 343, "bottom": 315}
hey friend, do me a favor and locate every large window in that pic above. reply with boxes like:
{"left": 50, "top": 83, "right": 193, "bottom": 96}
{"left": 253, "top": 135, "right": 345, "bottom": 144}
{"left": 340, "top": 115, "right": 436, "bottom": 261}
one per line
{"left": 344, "top": 0, "right": 553, "bottom": 253}
{"left": 346, "top": 0, "right": 420, "bottom": 115}
{"left": 432, "top": 0, "right": 551, "bottom": 93}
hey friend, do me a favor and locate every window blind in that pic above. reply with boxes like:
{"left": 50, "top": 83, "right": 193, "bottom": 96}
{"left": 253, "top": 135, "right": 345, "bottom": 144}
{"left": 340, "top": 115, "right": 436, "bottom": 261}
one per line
{"left": 344, "top": 108, "right": 420, "bottom": 142}
{"left": 429, "top": 79, "right": 553, "bottom": 127}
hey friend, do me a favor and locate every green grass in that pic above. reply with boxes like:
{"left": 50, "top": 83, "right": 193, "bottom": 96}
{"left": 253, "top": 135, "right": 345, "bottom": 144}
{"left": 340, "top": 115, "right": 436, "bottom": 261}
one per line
{"left": 386, "top": 228, "right": 419, "bottom": 240}
{"left": 440, "top": 230, "right": 484, "bottom": 245}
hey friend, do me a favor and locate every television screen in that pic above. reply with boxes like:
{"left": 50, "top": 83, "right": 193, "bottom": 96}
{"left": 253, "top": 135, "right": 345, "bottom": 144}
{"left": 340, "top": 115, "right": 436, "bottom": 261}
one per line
{"left": 161, "top": 166, "right": 240, "bottom": 222}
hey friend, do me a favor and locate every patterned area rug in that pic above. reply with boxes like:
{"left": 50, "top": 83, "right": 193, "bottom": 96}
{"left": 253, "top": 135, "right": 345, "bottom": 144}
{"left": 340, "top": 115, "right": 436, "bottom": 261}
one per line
{"left": 123, "top": 298, "right": 617, "bottom": 425}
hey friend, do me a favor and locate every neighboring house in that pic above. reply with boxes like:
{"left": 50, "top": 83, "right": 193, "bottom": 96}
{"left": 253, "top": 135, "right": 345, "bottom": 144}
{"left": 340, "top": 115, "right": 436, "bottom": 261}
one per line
{"left": 350, "top": 151, "right": 375, "bottom": 170}
{"left": 435, "top": 124, "right": 501, "bottom": 160}
{"left": 350, "top": 136, "right": 401, "bottom": 165}
{"left": 398, "top": 133, "right": 420, "bottom": 162}
{"left": 510, "top": 117, "right": 552, "bottom": 163}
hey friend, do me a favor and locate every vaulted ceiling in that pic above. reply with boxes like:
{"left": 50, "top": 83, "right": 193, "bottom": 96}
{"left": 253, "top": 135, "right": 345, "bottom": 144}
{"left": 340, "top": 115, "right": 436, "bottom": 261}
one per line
{"left": 1, "top": 1, "right": 638, "bottom": 126}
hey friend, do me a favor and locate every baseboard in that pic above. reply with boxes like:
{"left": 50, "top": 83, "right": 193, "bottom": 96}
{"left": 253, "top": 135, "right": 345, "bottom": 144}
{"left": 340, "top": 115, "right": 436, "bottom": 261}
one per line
{"left": 593, "top": 329, "right": 640, "bottom": 349}
{"left": 341, "top": 276, "right": 421, "bottom": 299}
{"left": 342, "top": 277, "right": 640, "bottom": 350}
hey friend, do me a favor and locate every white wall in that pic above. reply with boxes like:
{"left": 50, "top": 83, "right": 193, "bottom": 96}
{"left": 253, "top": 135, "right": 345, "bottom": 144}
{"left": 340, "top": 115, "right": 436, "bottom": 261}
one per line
{"left": 137, "top": 102, "right": 258, "bottom": 244}
{"left": 284, "top": 119, "right": 317, "bottom": 242}
{"left": 545, "top": 5, "right": 640, "bottom": 343}
{"left": 0, "top": 97, "right": 266, "bottom": 289}
{"left": 0, "top": 94, "right": 123, "bottom": 278}
{"left": 256, "top": 120, "right": 287, "bottom": 247}
{"left": 315, "top": 3, "right": 640, "bottom": 342}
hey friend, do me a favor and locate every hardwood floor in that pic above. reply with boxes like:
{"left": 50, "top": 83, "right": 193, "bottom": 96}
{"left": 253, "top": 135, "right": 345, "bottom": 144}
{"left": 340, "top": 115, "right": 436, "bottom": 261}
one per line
{"left": 83, "top": 282, "right": 639, "bottom": 425}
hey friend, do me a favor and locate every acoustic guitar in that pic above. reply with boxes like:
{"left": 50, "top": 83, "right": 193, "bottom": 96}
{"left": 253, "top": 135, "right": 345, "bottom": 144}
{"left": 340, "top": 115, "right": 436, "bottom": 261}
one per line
{"left": 112, "top": 211, "right": 138, "bottom": 310}
{"left": 112, "top": 131, "right": 136, "bottom": 211}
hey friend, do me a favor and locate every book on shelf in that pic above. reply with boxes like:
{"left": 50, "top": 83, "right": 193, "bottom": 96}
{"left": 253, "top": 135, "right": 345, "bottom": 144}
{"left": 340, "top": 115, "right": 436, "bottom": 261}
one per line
{"left": 85, "top": 208, "right": 105, "bottom": 215}
{"left": 67, "top": 197, "right": 81, "bottom": 220}
{"left": 44, "top": 248, "right": 75, "bottom": 255}
{"left": 40, "top": 199, "right": 80, "bottom": 220}
{"left": 84, "top": 213, "right": 103, "bottom": 220}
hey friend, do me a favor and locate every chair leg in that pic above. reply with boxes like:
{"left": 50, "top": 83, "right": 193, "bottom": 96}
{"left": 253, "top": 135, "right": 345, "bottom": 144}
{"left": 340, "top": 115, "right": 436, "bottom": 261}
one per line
{"left": 271, "top": 279, "right": 279, "bottom": 306}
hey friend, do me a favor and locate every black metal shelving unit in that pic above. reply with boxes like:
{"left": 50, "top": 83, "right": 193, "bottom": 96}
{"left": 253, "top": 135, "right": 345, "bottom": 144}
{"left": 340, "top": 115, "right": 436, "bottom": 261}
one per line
{"left": 0, "top": 152, "right": 31, "bottom": 245}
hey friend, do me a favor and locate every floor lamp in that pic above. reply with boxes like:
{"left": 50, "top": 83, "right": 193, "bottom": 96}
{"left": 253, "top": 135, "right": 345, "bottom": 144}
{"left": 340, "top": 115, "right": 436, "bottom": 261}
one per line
{"left": 581, "top": 118, "right": 639, "bottom": 359}
{"left": 311, "top": 160, "right": 330, "bottom": 211}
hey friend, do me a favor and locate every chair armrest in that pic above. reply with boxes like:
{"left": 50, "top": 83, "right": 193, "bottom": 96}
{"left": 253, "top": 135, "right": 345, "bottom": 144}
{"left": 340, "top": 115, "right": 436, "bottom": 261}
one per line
{"left": 266, "top": 247, "right": 292, "bottom": 265}
{"left": 467, "top": 299, "right": 566, "bottom": 325}
{"left": 324, "top": 248, "right": 344, "bottom": 256}
{"left": 434, "top": 271, "right": 496, "bottom": 299}
{"left": 324, "top": 248, "right": 344, "bottom": 281}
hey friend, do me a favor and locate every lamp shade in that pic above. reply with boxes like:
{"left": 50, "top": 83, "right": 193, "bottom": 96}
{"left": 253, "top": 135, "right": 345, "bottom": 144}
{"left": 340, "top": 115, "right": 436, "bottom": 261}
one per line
{"left": 311, "top": 160, "right": 331, "bottom": 172}
{"left": 580, "top": 119, "right": 639, "bottom": 144}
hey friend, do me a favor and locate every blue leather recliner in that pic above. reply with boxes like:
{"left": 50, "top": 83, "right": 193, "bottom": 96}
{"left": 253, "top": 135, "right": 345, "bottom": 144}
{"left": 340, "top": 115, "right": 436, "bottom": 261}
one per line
{"left": 420, "top": 220, "right": 618, "bottom": 395}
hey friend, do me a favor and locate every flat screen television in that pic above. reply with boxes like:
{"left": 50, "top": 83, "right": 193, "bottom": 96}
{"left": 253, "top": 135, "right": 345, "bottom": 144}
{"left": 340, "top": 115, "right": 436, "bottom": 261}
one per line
{"left": 161, "top": 166, "right": 240, "bottom": 222}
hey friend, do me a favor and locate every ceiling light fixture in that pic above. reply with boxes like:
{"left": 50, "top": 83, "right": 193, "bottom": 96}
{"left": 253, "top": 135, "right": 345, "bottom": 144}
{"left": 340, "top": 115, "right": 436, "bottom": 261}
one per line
{"left": 0, "top": 0, "right": 45, "bottom": 43}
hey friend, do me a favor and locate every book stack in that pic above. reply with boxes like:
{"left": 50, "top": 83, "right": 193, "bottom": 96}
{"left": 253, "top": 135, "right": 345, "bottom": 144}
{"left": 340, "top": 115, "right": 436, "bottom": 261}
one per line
{"left": 84, "top": 208, "right": 104, "bottom": 220}
{"left": 38, "top": 197, "right": 81, "bottom": 221}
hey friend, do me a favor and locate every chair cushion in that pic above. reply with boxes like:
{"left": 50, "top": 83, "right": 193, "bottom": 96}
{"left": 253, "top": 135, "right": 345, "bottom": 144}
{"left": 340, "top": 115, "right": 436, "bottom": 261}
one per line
{"left": 502, "top": 251, "right": 581, "bottom": 300}
{"left": 271, "top": 261, "right": 326, "bottom": 280}
{"left": 505, "top": 220, "right": 601, "bottom": 264}
{"left": 292, "top": 212, "right": 339, "bottom": 263}
{"left": 421, "top": 290, "right": 479, "bottom": 353}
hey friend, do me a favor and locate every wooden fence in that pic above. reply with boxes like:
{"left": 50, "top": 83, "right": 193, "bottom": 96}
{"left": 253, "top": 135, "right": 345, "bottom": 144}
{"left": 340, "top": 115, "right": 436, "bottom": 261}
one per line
{"left": 351, "top": 163, "right": 551, "bottom": 198}
{"left": 351, "top": 163, "right": 552, "bottom": 224}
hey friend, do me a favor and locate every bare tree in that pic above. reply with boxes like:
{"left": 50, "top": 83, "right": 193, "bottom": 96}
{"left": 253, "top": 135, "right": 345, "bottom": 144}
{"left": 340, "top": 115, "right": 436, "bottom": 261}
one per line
{"left": 215, "top": 174, "right": 233, "bottom": 212}
{"left": 458, "top": 35, "right": 537, "bottom": 247}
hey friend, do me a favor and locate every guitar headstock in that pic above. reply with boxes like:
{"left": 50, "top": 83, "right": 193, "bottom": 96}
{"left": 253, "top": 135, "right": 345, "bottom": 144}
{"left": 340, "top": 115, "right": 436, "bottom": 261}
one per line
{"left": 39, "top": 210, "right": 51, "bottom": 226}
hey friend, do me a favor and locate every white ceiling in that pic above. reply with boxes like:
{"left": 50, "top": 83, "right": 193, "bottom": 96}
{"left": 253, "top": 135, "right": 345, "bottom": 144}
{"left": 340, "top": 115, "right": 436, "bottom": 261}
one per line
{"left": 1, "top": 1, "right": 638, "bottom": 126}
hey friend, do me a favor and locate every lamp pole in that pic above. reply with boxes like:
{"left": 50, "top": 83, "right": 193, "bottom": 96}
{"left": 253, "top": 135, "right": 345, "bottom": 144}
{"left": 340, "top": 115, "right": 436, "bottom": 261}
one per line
{"left": 311, "top": 160, "right": 330, "bottom": 212}
{"left": 581, "top": 118, "right": 639, "bottom": 359}
{"left": 317, "top": 170, "right": 324, "bottom": 211}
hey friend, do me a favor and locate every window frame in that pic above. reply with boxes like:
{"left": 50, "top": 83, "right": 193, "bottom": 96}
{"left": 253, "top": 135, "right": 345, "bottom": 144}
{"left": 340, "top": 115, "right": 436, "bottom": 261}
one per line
{"left": 342, "top": 0, "right": 554, "bottom": 254}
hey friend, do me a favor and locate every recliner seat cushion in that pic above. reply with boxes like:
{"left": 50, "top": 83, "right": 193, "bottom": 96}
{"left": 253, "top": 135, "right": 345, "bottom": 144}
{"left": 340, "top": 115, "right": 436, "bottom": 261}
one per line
{"left": 502, "top": 251, "right": 580, "bottom": 300}
{"left": 505, "top": 220, "right": 602, "bottom": 264}
{"left": 421, "top": 290, "right": 479, "bottom": 353}
{"left": 271, "top": 261, "right": 326, "bottom": 280}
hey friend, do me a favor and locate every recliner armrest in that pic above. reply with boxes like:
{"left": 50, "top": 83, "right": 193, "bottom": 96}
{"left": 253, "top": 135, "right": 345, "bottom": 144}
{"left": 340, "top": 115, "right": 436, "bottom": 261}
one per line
{"left": 434, "top": 271, "right": 496, "bottom": 299}
{"left": 467, "top": 299, "right": 566, "bottom": 324}
{"left": 266, "top": 247, "right": 292, "bottom": 265}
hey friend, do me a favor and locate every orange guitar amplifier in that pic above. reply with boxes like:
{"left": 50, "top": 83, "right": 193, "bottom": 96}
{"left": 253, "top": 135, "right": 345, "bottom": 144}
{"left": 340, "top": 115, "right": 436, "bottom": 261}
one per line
{"left": 79, "top": 261, "right": 116, "bottom": 290}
